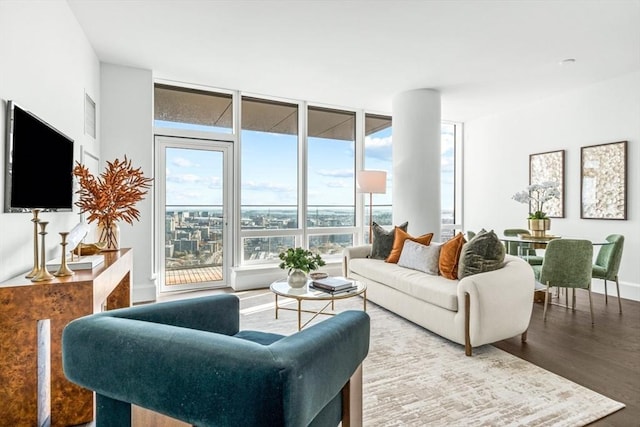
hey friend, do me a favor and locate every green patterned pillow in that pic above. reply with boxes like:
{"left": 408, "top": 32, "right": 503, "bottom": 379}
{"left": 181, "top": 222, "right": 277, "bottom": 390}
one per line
{"left": 370, "top": 221, "right": 408, "bottom": 260}
{"left": 458, "top": 229, "right": 505, "bottom": 279}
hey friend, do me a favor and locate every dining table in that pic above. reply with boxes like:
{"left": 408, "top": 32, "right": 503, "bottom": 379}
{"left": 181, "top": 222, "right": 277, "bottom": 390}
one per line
{"left": 499, "top": 234, "right": 612, "bottom": 249}
{"left": 498, "top": 234, "right": 612, "bottom": 302}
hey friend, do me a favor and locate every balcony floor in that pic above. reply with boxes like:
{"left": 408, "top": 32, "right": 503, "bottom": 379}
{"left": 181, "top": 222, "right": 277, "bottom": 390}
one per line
{"left": 165, "top": 266, "right": 223, "bottom": 286}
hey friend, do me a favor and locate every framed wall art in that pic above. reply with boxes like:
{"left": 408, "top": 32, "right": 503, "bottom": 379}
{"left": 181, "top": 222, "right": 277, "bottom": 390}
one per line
{"left": 529, "top": 149, "right": 565, "bottom": 218}
{"left": 580, "top": 141, "right": 627, "bottom": 220}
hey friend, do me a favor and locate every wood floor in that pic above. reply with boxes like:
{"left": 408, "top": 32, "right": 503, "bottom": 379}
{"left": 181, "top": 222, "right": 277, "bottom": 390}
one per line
{"left": 493, "top": 290, "right": 640, "bottom": 426}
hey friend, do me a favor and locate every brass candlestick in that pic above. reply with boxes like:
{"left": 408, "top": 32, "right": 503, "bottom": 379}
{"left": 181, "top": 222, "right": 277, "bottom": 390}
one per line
{"left": 32, "top": 221, "right": 54, "bottom": 282}
{"left": 53, "top": 232, "right": 74, "bottom": 277}
{"left": 25, "top": 209, "right": 42, "bottom": 278}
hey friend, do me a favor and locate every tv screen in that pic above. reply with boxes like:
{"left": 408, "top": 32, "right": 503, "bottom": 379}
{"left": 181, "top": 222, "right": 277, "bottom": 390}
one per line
{"left": 4, "top": 101, "right": 74, "bottom": 212}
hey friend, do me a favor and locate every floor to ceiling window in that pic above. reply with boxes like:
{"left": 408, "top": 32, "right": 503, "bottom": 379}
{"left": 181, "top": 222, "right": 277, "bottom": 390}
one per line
{"left": 364, "top": 114, "right": 393, "bottom": 243}
{"left": 307, "top": 106, "right": 356, "bottom": 256}
{"left": 239, "top": 97, "right": 299, "bottom": 264}
{"left": 441, "top": 122, "right": 463, "bottom": 240}
{"left": 154, "top": 82, "right": 464, "bottom": 285}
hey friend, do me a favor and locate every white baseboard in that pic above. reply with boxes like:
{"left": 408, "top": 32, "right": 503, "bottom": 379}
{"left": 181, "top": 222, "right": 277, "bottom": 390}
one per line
{"left": 132, "top": 282, "right": 157, "bottom": 304}
{"left": 591, "top": 279, "right": 639, "bottom": 302}
{"left": 231, "top": 262, "right": 343, "bottom": 291}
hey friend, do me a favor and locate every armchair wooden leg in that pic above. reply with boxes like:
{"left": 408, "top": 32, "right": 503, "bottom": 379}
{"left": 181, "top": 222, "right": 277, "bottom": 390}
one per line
{"left": 342, "top": 364, "right": 363, "bottom": 427}
{"left": 588, "top": 288, "right": 595, "bottom": 325}
{"left": 615, "top": 276, "right": 622, "bottom": 314}
{"left": 604, "top": 279, "right": 609, "bottom": 304}
{"left": 521, "top": 330, "right": 528, "bottom": 343}
{"left": 543, "top": 283, "right": 550, "bottom": 322}
{"left": 464, "top": 292, "right": 472, "bottom": 356}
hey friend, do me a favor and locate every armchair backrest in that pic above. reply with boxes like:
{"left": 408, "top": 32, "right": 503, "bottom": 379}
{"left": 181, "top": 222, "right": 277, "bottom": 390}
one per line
{"left": 539, "top": 239, "right": 593, "bottom": 289}
{"left": 594, "top": 234, "right": 624, "bottom": 280}
{"left": 503, "top": 228, "right": 532, "bottom": 256}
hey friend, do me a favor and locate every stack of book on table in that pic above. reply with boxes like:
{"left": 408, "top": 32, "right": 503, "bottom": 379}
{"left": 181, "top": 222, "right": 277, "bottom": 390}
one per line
{"left": 310, "top": 276, "right": 357, "bottom": 294}
{"left": 46, "top": 254, "right": 105, "bottom": 271}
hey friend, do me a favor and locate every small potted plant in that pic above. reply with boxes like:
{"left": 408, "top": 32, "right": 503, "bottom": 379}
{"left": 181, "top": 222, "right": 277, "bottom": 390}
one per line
{"left": 278, "top": 247, "right": 325, "bottom": 288}
{"left": 511, "top": 181, "right": 560, "bottom": 237}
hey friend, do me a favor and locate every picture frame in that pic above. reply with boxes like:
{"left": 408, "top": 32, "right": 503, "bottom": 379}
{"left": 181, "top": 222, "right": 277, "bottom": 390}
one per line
{"left": 529, "top": 150, "right": 565, "bottom": 218}
{"left": 580, "top": 141, "right": 627, "bottom": 220}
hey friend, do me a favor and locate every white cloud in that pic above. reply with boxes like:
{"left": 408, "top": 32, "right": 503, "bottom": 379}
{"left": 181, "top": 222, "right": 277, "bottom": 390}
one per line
{"left": 167, "top": 173, "right": 202, "bottom": 184}
{"left": 243, "top": 181, "right": 294, "bottom": 192}
{"left": 172, "top": 157, "right": 196, "bottom": 168}
{"left": 316, "top": 169, "right": 354, "bottom": 178}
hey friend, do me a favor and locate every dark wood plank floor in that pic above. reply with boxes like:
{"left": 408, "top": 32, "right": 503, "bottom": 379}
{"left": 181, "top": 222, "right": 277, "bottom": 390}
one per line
{"left": 494, "top": 291, "right": 640, "bottom": 426}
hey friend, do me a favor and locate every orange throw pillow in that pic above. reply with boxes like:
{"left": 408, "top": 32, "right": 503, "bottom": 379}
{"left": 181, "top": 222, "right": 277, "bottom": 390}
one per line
{"left": 439, "top": 232, "right": 467, "bottom": 279}
{"left": 386, "top": 227, "right": 434, "bottom": 263}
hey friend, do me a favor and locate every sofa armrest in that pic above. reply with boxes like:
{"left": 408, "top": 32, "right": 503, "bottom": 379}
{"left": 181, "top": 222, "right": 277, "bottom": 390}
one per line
{"left": 343, "top": 245, "right": 372, "bottom": 275}
{"left": 457, "top": 255, "right": 535, "bottom": 346}
{"left": 93, "top": 294, "right": 240, "bottom": 335}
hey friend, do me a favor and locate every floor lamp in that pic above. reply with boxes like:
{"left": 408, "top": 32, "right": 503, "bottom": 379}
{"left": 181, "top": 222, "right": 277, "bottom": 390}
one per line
{"left": 356, "top": 170, "right": 387, "bottom": 243}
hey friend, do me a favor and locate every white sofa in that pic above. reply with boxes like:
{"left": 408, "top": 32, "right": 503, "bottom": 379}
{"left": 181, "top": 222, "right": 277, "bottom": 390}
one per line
{"left": 343, "top": 245, "right": 535, "bottom": 356}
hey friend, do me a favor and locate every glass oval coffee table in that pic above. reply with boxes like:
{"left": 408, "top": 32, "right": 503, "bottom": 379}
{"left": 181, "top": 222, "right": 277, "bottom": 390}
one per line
{"left": 270, "top": 279, "right": 367, "bottom": 330}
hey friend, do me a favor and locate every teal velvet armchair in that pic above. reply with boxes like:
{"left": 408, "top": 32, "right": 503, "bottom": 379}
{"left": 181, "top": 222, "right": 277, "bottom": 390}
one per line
{"left": 62, "top": 294, "right": 370, "bottom": 427}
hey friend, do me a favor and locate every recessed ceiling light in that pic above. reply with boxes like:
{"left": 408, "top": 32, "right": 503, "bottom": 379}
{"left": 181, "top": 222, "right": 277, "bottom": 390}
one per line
{"left": 560, "top": 58, "right": 576, "bottom": 65}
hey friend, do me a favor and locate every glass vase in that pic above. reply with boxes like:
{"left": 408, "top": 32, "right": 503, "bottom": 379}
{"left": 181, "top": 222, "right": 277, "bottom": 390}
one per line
{"left": 97, "top": 220, "right": 120, "bottom": 251}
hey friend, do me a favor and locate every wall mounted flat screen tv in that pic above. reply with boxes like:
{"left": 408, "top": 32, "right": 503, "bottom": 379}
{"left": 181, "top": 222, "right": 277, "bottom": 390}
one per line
{"left": 4, "top": 100, "right": 74, "bottom": 212}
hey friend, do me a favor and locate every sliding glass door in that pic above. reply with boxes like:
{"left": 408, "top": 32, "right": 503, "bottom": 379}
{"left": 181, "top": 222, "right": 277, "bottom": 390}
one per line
{"left": 155, "top": 136, "right": 232, "bottom": 293}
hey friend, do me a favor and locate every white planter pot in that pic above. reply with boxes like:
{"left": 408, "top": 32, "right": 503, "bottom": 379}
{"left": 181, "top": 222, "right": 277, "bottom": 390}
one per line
{"left": 287, "top": 269, "right": 308, "bottom": 288}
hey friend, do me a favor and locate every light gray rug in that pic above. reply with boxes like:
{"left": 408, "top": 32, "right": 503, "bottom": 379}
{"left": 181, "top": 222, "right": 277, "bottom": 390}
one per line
{"left": 238, "top": 290, "right": 625, "bottom": 427}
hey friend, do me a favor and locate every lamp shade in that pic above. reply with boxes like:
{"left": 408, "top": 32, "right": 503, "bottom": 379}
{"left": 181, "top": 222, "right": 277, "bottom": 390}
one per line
{"left": 357, "top": 170, "right": 387, "bottom": 194}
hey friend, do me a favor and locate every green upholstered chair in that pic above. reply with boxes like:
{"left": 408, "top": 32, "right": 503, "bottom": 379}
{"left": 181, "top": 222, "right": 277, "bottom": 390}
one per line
{"left": 503, "top": 228, "right": 544, "bottom": 266}
{"left": 592, "top": 234, "right": 625, "bottom": 313}
{"left": 532, "top": 239, "right": 594, "bottom": 324}
{"left": 62, "top": 294, "right": 370, "bottom": 427}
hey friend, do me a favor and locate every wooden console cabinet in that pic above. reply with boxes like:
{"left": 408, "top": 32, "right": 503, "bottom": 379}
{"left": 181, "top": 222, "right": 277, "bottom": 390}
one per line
{"left": 0, "top": 248, "right": 132, "bottom": 427}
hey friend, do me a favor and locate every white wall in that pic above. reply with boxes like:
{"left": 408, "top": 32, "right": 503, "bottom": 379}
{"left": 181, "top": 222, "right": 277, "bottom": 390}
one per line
{"left": 0, "top": 0, "right": 100, "bottom": 282}
{"left": 464, "top": 71, "right": 640, "bottom": 300}
{"left": 100, "top": 64, "right": 155, "bottom": 303}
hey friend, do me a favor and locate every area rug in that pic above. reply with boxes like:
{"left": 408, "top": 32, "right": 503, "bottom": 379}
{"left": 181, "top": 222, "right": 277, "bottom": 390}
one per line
{"left": 237, "top": 290, "right": 625, "bottom": 427}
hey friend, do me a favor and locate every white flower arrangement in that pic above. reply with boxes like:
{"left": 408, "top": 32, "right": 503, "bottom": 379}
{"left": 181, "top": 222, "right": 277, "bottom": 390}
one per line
{"left": 512, "top": 181, "right": 560, "bottom": 219}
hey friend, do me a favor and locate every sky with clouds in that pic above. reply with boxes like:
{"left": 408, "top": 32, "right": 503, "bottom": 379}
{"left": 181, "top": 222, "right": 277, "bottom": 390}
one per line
{"left": 162, "top": 122, "right": 454, "bottom": 212}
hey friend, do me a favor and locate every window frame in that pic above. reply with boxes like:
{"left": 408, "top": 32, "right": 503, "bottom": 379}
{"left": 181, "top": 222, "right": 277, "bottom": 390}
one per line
{"left": 153, "top": 82, "right": 464, "bottom": 271}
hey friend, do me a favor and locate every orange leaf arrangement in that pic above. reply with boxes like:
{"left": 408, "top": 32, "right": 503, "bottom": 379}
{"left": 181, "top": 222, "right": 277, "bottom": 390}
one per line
{"left": 73, "top": 156, "right": 153, "bottom": 228}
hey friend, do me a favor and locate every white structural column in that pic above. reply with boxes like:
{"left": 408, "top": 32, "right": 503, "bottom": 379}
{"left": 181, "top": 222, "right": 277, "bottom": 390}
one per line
{"left": 392, "top": 89, "right": 441, "bottom": 240}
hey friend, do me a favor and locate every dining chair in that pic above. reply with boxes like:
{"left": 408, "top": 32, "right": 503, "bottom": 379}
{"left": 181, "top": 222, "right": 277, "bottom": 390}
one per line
{"left": 532, "top": 239, "right": 594, "bottom": 324}
{"left": 503, "top": 228, "right": 544, "bottom": 265}
{"left": 592, "top": 234, "right": 624, "bottom": 314}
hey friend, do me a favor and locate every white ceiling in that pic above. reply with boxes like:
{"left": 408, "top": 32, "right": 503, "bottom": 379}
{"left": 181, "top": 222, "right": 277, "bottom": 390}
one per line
{"left": 67, "top": 0, "right": 640, "bottom": 122}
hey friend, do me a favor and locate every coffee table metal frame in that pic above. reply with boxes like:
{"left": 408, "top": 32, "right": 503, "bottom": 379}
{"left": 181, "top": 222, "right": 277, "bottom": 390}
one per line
{"left": 270, "top": 279, "right": 367, "bottom": 330}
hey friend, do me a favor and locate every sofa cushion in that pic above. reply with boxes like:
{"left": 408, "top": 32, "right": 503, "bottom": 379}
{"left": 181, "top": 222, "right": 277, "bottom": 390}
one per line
{"left": 386, "top": 228, "right": 434, "bottom": 263}
{"left": 370, "top": 221, "right": 408, "bottom": 260}
{"left": 458, "top": 229, "right": 506, "bottom": 279}
{"left": 397, "top": 240, "right": 442, "bottom": 275}
{"left": 349, "top": 258, "right": 459, "bottom": 311}
{"left": 439, "top": 232, "right": 466, "bottom": 280}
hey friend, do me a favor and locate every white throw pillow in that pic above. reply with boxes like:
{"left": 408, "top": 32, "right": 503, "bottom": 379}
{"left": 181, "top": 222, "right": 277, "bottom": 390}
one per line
{"left": 397, "top": 240, "right": 442, "bottom": 275}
